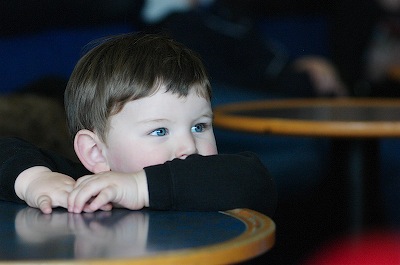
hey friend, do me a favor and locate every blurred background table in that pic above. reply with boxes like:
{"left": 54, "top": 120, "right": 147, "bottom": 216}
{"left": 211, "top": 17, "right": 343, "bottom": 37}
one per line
{"left": 0, "top": 202, "right": 275, "bottom": 264}
{"left": 214, "top": 98, "right": 400, "bottom": 232}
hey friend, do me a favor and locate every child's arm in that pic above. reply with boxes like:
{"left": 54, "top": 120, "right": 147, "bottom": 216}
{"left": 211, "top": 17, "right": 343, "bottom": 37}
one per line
{"left": 0, "top": 137, "right": 90, "bottom": 212}
{"left": 1, "top": 137, "right": 277, "bottom": 216}
{"left": 0, "top": 137, "right": 113, "bottom": 214}
{"left": 145, "top": 153, "right": 277, "bottom": 217}
{"left": 68, "top": 152, "right": 277, "bottom": 217}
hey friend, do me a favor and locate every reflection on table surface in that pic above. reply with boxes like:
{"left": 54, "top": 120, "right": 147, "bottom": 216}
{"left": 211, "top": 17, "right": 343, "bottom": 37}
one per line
{"left": 0, "top": 202, "right": 275, "bottom": 264}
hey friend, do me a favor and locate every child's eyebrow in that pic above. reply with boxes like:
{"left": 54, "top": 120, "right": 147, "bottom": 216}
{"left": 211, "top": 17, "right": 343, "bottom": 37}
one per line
{"left": 197, "top": 111, "right": 214, "bottom": 120}
{"left": 200, "top": 111, "right": 213, "bottom": 117}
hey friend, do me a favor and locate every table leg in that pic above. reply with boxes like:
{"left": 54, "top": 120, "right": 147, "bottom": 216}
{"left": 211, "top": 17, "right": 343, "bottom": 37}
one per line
{"left": 330, "top": 139, "right": 385, "bottom": 232}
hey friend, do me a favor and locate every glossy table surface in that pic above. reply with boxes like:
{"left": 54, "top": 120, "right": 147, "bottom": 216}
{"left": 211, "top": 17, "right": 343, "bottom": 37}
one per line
{"left": 0, "top": 202, "right": 275, "bottom": 264}
{"left": 214, "top": 98, "right": 400, "bottom": 138}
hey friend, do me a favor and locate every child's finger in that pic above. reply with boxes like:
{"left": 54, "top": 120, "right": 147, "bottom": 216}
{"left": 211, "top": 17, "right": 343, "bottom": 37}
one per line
{"left": 37, "top": 195, "right": 53, "bottom": 214}
{"left": 100, "top": 203, "right": 113, "bottom": 211}
{"left": 83, "top": 188, "right": 116, "bottom": 213}
{"left": 68, "top": 186, "right": 90, "bottom": 213}
{"left": 68, "top": 181, "right": 105, "bottom": 213}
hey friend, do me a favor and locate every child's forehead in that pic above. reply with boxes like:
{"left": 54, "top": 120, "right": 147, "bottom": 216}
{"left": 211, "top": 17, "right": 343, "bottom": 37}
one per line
{"left": 146, "top": 83, "right": 211, "bottom": 101}
{"left": 115, "top": 88, "right": 212, "bottom": 121}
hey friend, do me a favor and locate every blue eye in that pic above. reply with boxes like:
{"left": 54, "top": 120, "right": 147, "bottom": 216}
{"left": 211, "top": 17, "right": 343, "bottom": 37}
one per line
{"left": 150, "top": 128, "right": 168, "bottom": 136}
{"left": 191, "top": 123, "right": 206, "bottom": 133}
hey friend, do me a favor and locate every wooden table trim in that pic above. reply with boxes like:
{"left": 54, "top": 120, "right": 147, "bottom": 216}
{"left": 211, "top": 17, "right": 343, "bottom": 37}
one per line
{"left": 213, "top": 98, "right": 400, "bottom": 138}
{"left": 0, "top": 209, "right": 275, "bottom": 265}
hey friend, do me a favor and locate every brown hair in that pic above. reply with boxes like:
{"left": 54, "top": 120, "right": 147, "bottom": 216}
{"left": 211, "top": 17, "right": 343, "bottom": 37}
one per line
{"left": 65, "top": 33, "right": 211, "bottom": 142}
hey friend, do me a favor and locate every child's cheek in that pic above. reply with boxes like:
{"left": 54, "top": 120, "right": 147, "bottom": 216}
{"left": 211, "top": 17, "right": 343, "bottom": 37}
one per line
{"left": 200, "top": 142, "right": 218, "bottom": 156}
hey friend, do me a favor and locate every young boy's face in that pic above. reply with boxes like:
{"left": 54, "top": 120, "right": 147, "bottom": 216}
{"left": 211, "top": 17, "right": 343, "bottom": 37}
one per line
{"left": 101, "top": 86, "right": 218, "bottom": 173}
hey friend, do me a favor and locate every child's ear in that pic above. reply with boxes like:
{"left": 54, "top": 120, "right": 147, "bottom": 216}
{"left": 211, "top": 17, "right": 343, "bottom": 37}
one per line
{"left": 74, "top": 129, "right": 110, "bottom": 173}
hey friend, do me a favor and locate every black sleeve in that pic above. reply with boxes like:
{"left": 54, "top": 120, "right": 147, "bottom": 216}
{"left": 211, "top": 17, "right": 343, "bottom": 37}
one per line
{"left": 145, "top": 152, "right": 277, "bottom": 217}
{"left": 0, "top": 137, "right": 89, "bottom": 203}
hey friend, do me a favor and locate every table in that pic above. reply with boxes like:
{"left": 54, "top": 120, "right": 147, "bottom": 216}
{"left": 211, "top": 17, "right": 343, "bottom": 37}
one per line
{"left": 0, "top": 202, "right": 275, "bottom": 264}
{"left": 214, "top": 98, "right": 400, "bottom": 231}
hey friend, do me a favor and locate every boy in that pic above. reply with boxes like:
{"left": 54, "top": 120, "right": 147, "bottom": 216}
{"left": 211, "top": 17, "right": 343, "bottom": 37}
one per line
{"left": 0, "top": 33, "right": 276, "bottom": 216}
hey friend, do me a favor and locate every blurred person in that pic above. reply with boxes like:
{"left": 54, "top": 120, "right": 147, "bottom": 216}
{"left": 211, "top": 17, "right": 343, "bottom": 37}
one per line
{"left": 139, "top": 0, "right": 348, "bottom": 97}
{"left": 1, "top": 0, "right": 347, "bottom": 98}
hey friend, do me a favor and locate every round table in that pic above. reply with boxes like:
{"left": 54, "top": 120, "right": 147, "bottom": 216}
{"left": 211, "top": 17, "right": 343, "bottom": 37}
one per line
{"left": 213, "top": 98, "right": 400, "bottom": 137}
{"left": 0, "top": 202, "right": 275, "bottom": 264}
{"left": 214, "top": 98, "right": 400, "bottom": 231}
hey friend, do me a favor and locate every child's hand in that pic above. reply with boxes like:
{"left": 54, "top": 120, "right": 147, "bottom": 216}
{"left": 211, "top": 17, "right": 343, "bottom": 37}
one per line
{"left": 15, "top": 166, "right": 76, "bottom": 214}
{"left": 67, "top": 170, "right": 149, "bottom": 213}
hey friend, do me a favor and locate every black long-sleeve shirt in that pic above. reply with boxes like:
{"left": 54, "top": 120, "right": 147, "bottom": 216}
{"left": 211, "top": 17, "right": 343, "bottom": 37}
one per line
{"left": 0, "top": 137, "right": 277, "bottom": 217}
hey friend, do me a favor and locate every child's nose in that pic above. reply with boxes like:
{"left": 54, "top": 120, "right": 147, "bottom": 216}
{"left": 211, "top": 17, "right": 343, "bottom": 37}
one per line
{"left": 175, "top": 134, "right": 197, "bottom": 159}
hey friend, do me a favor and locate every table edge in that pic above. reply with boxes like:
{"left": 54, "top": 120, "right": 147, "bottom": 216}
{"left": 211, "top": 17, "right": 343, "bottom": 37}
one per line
{"left": 213, "top": 98, "right": 400, "bottom": 138}
{"left": 0, "top": 209, "right": 275, "bottom": 265}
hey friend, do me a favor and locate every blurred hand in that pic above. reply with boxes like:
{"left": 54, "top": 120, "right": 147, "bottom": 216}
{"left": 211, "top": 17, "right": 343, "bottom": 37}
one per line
{"left": 293, "top": 56, "right": 348, "bottom": 97}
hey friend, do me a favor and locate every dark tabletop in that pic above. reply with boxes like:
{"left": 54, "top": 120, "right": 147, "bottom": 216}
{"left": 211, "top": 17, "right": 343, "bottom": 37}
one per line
{"left": 0, "top": 202, "right": 275, "bottom": 264}
{"left": 0, "top": 202, "right": 244, "bottom": 261}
